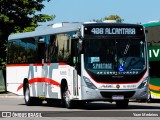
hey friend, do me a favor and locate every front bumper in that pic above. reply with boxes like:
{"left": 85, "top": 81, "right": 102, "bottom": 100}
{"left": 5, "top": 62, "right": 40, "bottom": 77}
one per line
{"left": 81, "top": 85, "right": 148, "bottom": 101}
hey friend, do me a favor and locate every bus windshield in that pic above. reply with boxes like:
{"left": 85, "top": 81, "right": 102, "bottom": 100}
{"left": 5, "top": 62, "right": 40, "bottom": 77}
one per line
{"left": 84, "top": 38, "right": 146, "bottom": 75}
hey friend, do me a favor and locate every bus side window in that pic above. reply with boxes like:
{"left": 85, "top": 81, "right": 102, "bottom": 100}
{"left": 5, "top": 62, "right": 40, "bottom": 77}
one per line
{"left": 37, "top": 37, "right": 46, "bottom": 63}
{"left": 48, "top": 35, "right": 58, "bottom": 63}
{"left": 56, "top": 34, "right": 71, "bottom": 62}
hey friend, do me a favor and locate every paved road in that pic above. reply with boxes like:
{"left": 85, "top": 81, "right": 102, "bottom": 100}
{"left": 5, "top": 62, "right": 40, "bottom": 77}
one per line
{"left": 0, "top": 96, "right": 159, "bottom": 120}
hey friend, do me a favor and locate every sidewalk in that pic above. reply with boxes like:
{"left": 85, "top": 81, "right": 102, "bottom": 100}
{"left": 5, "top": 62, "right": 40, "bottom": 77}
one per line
{"left": 0, "top": 91, "right": 23, "bottom": 98}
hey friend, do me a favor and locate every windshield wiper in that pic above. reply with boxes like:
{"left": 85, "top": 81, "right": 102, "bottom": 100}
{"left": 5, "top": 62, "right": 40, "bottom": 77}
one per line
{"left": 123, "top": 39, "right": 131, "bottom": 56}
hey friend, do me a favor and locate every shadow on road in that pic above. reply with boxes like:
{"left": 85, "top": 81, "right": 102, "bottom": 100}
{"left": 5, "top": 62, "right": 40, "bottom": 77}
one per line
{"left": 19, "top": 101, "right": 160, "bottom": 110}
{"left": 82, "top": 102, "right": 160, "bottom": 110}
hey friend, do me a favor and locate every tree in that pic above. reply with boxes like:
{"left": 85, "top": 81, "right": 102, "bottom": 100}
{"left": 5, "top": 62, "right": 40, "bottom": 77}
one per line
{"left": 0, "top": 0, "right": 55, "bottom": 70}
{"left": 91, "top": 15, "right": 124, "bottom": 23}
{"left": 103, "top": 15, "right": 124, "bottom": 23}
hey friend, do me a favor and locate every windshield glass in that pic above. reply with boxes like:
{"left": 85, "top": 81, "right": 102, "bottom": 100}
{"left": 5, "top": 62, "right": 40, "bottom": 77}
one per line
{"left": 84, "top": 38, "right": 146, "bottom": 75}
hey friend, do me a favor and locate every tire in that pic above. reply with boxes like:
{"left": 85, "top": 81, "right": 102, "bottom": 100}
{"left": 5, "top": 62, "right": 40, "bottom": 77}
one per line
{"left": 62, "top": 86, "right": 74, "bottom": 109}
{"left": 24, "top": 83, "right": 42, "bottom": 106}
{"left": 24, "top": 83, "right": 34, "bottom": 106}
{"left": 116, "top": 99, "right": 129, "bottom": 109}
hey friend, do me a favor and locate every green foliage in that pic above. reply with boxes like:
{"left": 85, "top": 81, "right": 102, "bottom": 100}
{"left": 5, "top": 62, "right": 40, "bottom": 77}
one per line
{"left": 91, "top": 15, "right": 124, "bottom": 23}
{"left": 0, "top": 0, "right": 55, "bottom": 70}
{"left": 0, "top": 43, "right": 7, "bottom": 70}
{"left": 0, "top": 58, "right": 6, "bottom": 70}
{"left": 103, "top": 15, "right": 124, "bottom": 23}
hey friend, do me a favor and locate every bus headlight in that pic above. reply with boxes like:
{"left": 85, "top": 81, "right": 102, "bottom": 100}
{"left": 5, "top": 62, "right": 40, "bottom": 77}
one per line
{"left": 83, "top": 76, "right": 97, "bottom": 89}
{"left": 138, "top": 77, "right": 149, "bottom": 89}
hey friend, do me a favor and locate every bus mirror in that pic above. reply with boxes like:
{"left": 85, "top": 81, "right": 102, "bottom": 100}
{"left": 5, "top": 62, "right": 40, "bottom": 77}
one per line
{"left": 73, "top": 31, "right": 81, "bottom": 38}
{"left": 145, "top": 30, "right": 148, "bottom": 34}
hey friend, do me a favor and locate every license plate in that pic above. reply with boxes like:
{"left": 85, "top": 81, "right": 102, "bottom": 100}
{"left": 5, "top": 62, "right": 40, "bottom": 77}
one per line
{"left": 112, "top": 95, "right": 124, "bottom": 100}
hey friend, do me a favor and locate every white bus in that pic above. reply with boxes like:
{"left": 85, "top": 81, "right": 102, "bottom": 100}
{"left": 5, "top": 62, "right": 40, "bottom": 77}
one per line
{"left": 7, "top": 22, "right": 149, "bottom": 108}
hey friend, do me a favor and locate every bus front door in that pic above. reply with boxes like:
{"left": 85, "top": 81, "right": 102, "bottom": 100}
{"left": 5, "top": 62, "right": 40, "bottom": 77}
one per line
{"left": 72, "top": 39, "right": 80, "bottom": 99}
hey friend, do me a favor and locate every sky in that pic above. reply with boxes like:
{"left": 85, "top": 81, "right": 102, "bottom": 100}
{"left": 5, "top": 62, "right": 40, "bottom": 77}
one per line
{"left": 40, "top": 0, "right": 160, "bottom": 25}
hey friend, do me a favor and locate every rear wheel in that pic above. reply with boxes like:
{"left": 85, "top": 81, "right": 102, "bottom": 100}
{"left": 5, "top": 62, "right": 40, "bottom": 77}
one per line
{"left": 116, "top": 99, "right": 129, "bottom": 109}
{"left": 24, "top": 83, "right": 34, "bottom": 106}
{"left": 24, "top": 83, "right": 42, "bottom": 106}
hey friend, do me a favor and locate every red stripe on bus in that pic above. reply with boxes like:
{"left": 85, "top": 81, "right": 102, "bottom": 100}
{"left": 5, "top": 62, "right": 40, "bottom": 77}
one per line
{"left": 59, "top": 62, "right": 68, "bottom": 65}
{"left": 7, "top": 64, "right": 43, "bottom": 67}
{"left": 7, "top": 64, "right": 30, "bottom": 67}
{"left": 7, "top": 62, "right": 68, "bottom": 67}
{"left": 86, "top": 70, "right": 147, "bottom": 84}
{"left": 17, "top": 78, "right": 60, "bottom": 91}
{"left": 17, "top": 84, "right": 23, "bottom": 92}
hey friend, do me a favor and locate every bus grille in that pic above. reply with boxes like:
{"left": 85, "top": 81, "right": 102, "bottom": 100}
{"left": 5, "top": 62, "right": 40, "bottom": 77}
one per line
{"left": 100, "top": 91, "right": 135, "bottom": 98}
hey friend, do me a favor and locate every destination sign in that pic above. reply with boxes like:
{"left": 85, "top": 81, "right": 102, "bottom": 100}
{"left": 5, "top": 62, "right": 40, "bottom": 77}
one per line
{"left": 91, "top": 28, "right": 136, "bottom": 35}
{"left": 84, "top": 26, "right": 144, "bottom": 36}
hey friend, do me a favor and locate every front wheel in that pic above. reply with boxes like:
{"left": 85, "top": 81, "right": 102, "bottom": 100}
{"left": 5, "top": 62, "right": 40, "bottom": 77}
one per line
{"left": 62, "top": 86, "right": 74, "bottom": 109}
{"left": 116, "top": 99, "right": 129, "bottom": 109}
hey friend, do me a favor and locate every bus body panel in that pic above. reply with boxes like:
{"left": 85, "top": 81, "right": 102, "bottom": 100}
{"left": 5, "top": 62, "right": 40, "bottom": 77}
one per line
{"left": 7, "top": 63, "right": 79, "bottom": 100}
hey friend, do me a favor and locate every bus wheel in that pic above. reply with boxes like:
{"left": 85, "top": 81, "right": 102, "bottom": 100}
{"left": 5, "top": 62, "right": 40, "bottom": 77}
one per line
{"left": 116, "top": 99, "right": 129, "bottom": 109}
{"left": 24, "top": 83, "right": 34, "bottom": 106}
{"left": 62, "top": 86, "right": 73, "bottom": 109}
{"left": 24, "top": 83, "right": 42, "bottom": 106}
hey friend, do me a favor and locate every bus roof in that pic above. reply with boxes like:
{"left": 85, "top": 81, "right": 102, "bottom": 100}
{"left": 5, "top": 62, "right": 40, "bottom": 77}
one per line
{"left": 143, "top": 21, "right": 160, "bottom": 28}
{"left": 8, "top": 22, "right": 82, "bottom": 40}
{"left": 83, "top": 22, "right": 143, "bottom": 27}
{"left": 8, "top": 22, "right": 143, "bottom": 40}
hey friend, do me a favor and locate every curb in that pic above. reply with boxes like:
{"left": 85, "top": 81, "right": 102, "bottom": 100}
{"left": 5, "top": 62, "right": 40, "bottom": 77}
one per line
{"left": 0, "top": 95, "right": 24, "bottom": 98}
{"left": 0, "top": 91, "right": 23, "bottom": 98}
